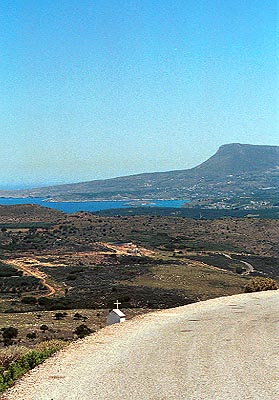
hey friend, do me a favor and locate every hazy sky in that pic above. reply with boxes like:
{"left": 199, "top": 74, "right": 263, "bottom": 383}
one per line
{"left": 1, "top": 0, "right": 278, "bottom": 189}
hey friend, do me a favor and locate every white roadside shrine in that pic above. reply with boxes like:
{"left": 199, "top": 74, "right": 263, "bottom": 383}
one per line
{"left": 106, "top": 300, "right": 126, "bottom": 326}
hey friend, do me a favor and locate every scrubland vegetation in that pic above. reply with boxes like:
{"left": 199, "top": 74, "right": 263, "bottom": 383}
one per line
{"left": 0, "top": 339, "right": 67, "bottom": 391}
{"left": 0, "top": 204, "right": 278, "bottom": 391}
{"left": 244, "top": 277, "right": 279, "bottom": 293}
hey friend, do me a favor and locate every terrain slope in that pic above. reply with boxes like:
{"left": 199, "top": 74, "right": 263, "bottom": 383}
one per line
{"left": 4, "top": 291, "right": 279, "bottom": 400}
{"left": 1, "top": 143, "right": 278, "bottom": 200}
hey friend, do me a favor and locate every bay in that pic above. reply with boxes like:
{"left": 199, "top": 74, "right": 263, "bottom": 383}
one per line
{"left": 0, "top": 198, "right": 188, "bottom": 213}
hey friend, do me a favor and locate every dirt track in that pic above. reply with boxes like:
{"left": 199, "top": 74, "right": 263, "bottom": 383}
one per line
{"left": 7, "top": 259, "right": 57, "bottom": 297}
{"left": 4, "top": 291, "right": 279, "bottom": 400}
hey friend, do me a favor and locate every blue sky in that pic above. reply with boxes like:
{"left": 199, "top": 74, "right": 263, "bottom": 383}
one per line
{"left": 1, "top": 0, "right": 278, "bottom": 189}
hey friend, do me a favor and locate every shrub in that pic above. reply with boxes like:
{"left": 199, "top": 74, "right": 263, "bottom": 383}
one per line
{"left": 0, "top": 340, "right": 68, "bottom": 392}
{"left": 34, "top": 339, "right": 68, "bottom": 353}
{"left": 74, "top": 324, "right": 93, "bottom": 339}
{"left": 21, "top": 296, "right": 37, "bottom": 305}
{"left": 73, "top": 312, "right": 83, "bottom": 320}
{"left": 66, "top": 275, "right": 77, "bottom": 281}
{"left": 2, "top": 327, "right": 18, "bottom": 340}
{"left": 235, "top": 266, "right": 244, "bottom": 274}
{"left": 2, "top": 327, "right": 18, "bottom": 345}
{"left": 26, "top": 332, "right": 37, "bottom": 340}
{"left": 244, "top": 277, "right": 279, "bottom": 293}
{"left": 40, "top": 325, "right": 49, "bottom": 332}
{"left": 38, "top": 297, "right": 52, "bottom": 307}
{"left": 0, "top": 346, "right": 29, "bottom": 369}
{"left": 54, "top": 312, "right": 67, "bottom": 320}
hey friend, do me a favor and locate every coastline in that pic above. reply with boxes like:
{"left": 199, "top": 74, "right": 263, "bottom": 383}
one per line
{"left": 0, "top": 197, "right": 189, "bottom": 214}
{"left": 44, "top": 198, "right": 187, "bottom": 203}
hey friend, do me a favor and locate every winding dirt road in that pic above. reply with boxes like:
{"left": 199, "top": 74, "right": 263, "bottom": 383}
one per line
{"left": 240, "top": 260, "right": 254, "bottom": 275}
{"left": 8, "top": 259, "right": 56, "bottom": 296}
{"left": 222, "top": 253, "right": 254, "bottom": 275}
{"left": 4, "top": 291, "right": 279, "bottom": 400}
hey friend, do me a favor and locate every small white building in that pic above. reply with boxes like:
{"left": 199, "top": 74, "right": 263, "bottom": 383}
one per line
{"left": 106, "top": 308, "right": 126, "bottom": 326}
{"left": 106, "top": 301, "right": 126, "bottom": 326}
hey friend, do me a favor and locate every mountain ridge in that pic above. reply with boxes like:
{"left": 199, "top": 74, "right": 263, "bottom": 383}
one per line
{"left": 193, "top": 143, "right": 279, "bottom": 176}
{"left": 1, "top": 143, "right": 278, "bottom": 202}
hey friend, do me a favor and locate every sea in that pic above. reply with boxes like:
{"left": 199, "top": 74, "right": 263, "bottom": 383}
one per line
{"left": 0, "top": 198, "right": 188, "bottom": 213}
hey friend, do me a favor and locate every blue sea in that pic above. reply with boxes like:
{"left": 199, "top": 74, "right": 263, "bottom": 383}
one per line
{"left": 0, "top": 198, "right": 188, "bottom": 213}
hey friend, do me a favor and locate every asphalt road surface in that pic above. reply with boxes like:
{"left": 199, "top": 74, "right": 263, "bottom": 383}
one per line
{"left": 4, "top": 291, "right": 279, "bottom": 400}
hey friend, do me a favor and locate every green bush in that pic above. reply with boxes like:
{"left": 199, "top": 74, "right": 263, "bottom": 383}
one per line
{"left": 244, "top": 277, "right": 279, "bottom": 293}
{"left": 0, "top": 340, "right": 67, "bottom": 392}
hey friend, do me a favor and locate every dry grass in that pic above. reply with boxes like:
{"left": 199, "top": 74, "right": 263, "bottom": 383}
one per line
{"left": 120, "top": 261, "right": 248, "bottom": 301}
{"left": 0, "top": 345, "right": 29, "bottom": 369}
{"left": 0, "top": 308, "right": 152, "bottom": 348}
{"left": 34, "top": 339, "right": 68, "bottom": 352}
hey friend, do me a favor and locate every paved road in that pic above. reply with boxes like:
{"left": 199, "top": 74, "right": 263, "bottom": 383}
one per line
{"left": 5, "top": 291, "right": 279, "bottom": 400}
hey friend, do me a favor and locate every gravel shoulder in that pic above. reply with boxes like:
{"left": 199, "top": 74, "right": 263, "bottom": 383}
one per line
{"left": 4, "top": 291, "right": 279, "bottom": 400}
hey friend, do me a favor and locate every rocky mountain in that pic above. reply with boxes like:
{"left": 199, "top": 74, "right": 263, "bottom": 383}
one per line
{"left": 192, "top": 143, "right": 279, "bottom": 176}
{"left": 1, "top": 143, "right": 278, "bottom": 203}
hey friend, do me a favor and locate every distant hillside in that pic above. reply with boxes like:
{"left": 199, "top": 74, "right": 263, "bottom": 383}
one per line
{"left": 192, "top": 143, "right": 279, "bottom": 176}
{"left": 0, "top": 204, "right": 64, "bottom": 224}
{"left": 0, "top": 143, "right": 278, "bottom": 202}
